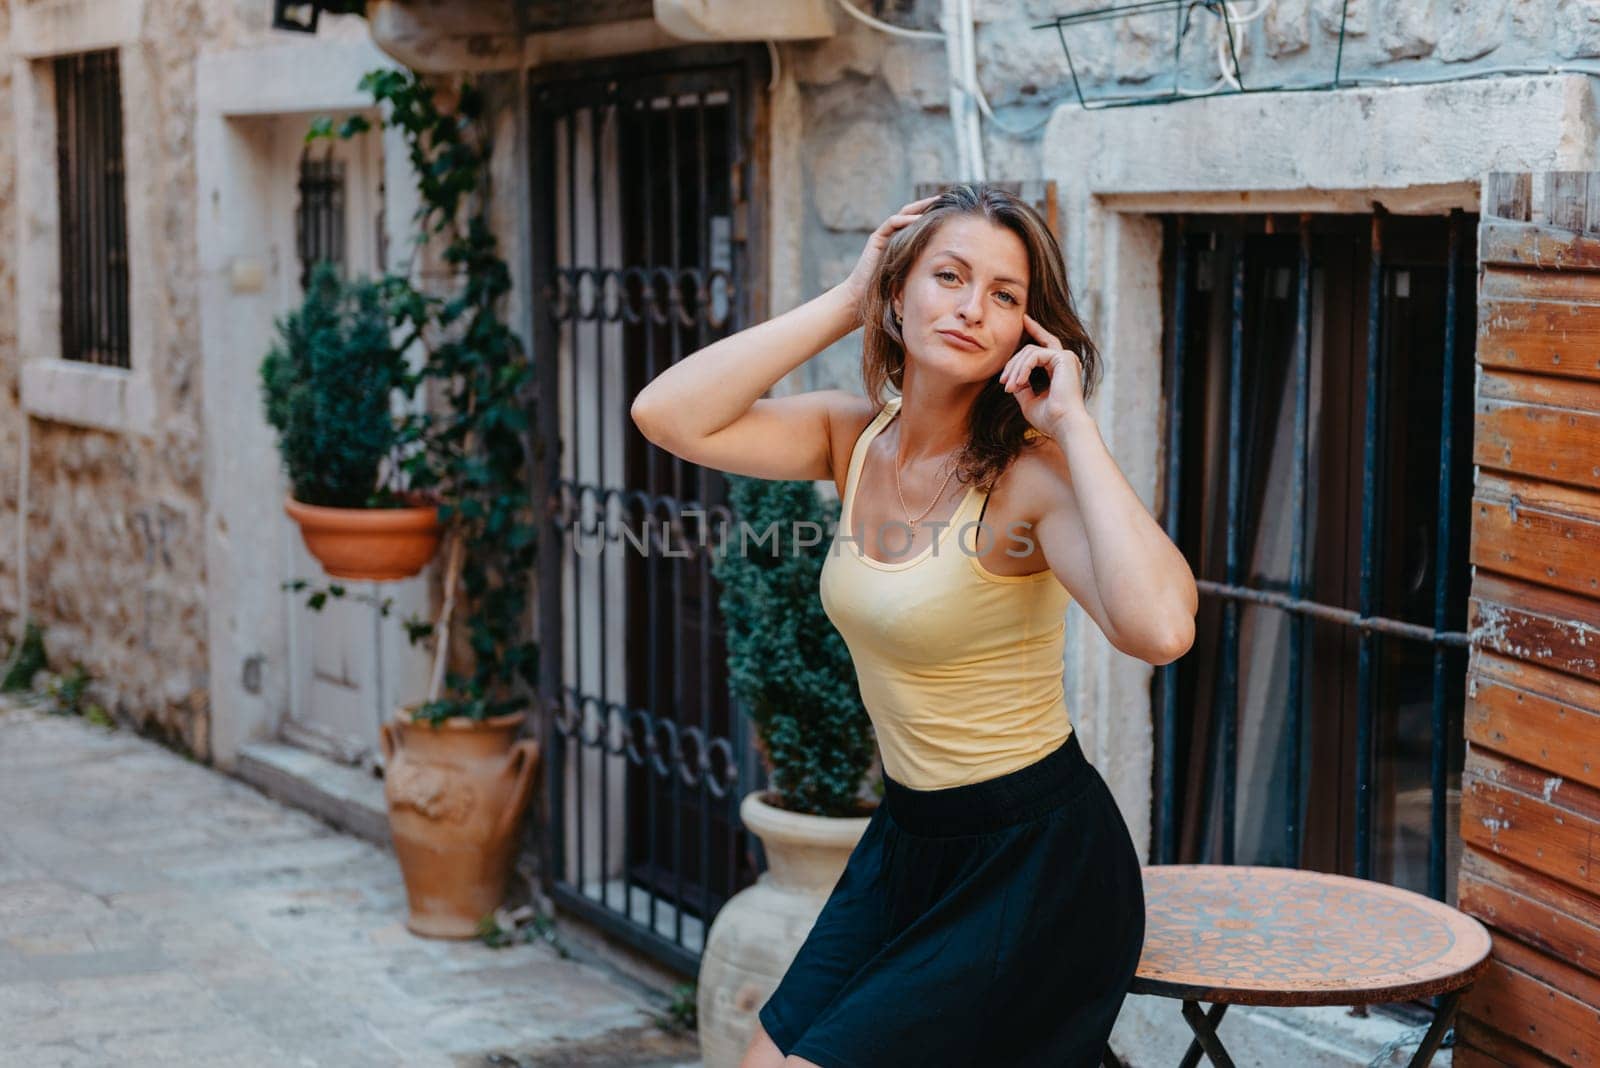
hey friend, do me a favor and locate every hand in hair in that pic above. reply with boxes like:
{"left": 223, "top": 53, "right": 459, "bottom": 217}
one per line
{"left": 838, "top": 195, "right": 940, "bottom": 313}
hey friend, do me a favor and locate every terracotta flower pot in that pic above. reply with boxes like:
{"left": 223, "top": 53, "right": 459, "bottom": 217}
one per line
{"left": 379, "top": 706, "right": 542, "bottom": 939}
{"left": 696, "top": 790, "right": 873, "bottom": 1067}
{"left": 284, "top": 495, "right": 442, "bottom": 582}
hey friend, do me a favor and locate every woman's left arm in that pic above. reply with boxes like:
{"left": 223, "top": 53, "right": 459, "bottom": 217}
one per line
{"left": 1002, "top": 316, "right": 1199, "bottom": 666}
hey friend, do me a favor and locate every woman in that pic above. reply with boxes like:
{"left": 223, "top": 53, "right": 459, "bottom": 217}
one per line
{"left": 630, "top": 184, "right": 1197, "bottom": 1068}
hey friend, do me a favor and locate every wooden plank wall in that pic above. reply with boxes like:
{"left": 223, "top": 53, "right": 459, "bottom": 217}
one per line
{"left": 1456, "top": 171, "right": 1600, "bottom": 1066}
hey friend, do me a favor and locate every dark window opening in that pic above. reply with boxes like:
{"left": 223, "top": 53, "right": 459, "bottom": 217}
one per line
{"left": 55, "top": 50, "right": 130, "bottom": 368}
{"left": 1154, "top": 212, "right": 1476, "bottom": 910}
{"left": 296, "top": 149, "right": 347, "bottom": 289}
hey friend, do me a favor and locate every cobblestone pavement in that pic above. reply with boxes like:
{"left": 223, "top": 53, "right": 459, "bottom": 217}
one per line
{"left": 0, "top": 702, "right": 700, "bottom": 1068}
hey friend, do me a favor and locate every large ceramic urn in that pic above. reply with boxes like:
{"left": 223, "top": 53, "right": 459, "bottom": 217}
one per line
{"left": 379, "top": 706, "right": 541, "bottom": 939}
{"left": 697, "top": 790, "right": 873, "bottom": 1067}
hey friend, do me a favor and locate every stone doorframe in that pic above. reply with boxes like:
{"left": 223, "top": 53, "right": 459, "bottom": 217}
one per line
{"left": 195, "top": 37, "right": 420, "bottom": 769}
{"left": 1036, "top": 72, "right": 1599, "bottom": 859}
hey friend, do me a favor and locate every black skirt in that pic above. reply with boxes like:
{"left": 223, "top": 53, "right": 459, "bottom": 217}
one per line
{"left": 757, "top": 730, "right": 1145, "bottom": 1068}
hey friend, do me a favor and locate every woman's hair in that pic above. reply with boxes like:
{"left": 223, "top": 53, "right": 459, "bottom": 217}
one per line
{"left": 860, "top": 183, "right": 1100, "bottom": 492}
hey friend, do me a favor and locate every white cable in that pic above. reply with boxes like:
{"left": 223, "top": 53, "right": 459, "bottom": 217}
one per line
{"left": 766, "top": 40, "right": 781, "bottom": 91}
{"left": 837, "top": 0, "right": 1052, "bottom": 145}
{"left": 1215, "top": 0, "right": 1272, "bottom": 92}
{"left": 941, "top": 0, "right": 972, "bottom": 178}
{"left": 959, "top": 0, "right": 986, "bottom": 177}
{"left": 833, "top": 0, "right": 944, "bottom": 41}
{"left": 970, "top": 78, "right": 1054, "bottom": 136}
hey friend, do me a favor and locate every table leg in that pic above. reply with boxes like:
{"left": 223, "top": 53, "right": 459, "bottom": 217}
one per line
{"left": 1406, "top": 991, "right": 1461, "bottom": 1067}
{"left": 1180, "top": 1001, "right": 1236, "bottom": 1068}
{"left": 1178, "top": 1002, "right": 1228, "bottom": 1068}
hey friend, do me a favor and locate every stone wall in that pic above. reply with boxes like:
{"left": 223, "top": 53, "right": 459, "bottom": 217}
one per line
{"left": 0, "top": 1, "right": 369, "bottom": 759}
{"left": 0, "top": 4, "right": 17, "bottom": 639}
{"left": 780, "top": 0, "right": 1583, "bottom": 387}
{"left": 0, "top": 0, "right": 1584, "bottom": 761}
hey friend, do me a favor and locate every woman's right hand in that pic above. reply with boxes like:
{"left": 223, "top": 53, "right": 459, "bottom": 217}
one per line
{"left": 837, "top": 195, "right": 940, "bottom": 311}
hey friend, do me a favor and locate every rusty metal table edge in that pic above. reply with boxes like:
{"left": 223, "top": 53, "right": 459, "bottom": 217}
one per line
{"left": 1128, "top": 950, "right": 1493, "bottom": 1007}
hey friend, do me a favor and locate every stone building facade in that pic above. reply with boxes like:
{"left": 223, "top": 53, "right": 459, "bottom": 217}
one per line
{"left": 356, "top": 1, "right": 1598, "bottom": 1062}
{"left": 0, "top": 1, "right": 394, "bottom": 759}
{"left": 4, "top": 0, "right": 1599, "bottom": 1061}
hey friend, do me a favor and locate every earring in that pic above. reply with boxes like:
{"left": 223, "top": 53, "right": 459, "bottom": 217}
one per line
{"left": 893, "top": 311, "right": 903, "bottom": 325}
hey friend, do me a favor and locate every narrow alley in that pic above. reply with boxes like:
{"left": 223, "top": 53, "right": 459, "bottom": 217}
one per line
{"left": 0, "top": 701, "right": 698, "bottom": 1068}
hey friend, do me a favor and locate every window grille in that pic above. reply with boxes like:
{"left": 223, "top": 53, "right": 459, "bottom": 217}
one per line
{"left": 1155, "top": 212, "right": 1475, "bottom": 908}
{"left": 296, "top": 150, "right": 347, "bottom": 289}
{"left": 55, "top": 50, "right": 130, "bottom": 368}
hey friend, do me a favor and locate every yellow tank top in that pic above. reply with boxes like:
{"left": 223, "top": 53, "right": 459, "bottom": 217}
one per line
{"left": 819, "top": 395, "right": 1075, "bottom": 790}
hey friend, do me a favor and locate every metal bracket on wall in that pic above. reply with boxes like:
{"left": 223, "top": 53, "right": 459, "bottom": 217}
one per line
{"left": 1035, "top": 0, "right": 1354, "bottom": 110}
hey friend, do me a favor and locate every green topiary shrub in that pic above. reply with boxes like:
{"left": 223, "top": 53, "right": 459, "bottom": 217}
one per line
{"left": 259, "top": 262, "right": 419, "bottom": 508}
{"left": 712, "top": 476, "right": 876, "bottom": 818}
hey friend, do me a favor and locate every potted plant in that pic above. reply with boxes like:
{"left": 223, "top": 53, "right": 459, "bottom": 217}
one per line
{"left": 315, "top": 71, "right": 543, "bottom": 940}
{"left": 697, "top": 475, "right": 879, "bottom": 1068}
{"left": 260, "top": 261, "right": 442, "bottom": 581}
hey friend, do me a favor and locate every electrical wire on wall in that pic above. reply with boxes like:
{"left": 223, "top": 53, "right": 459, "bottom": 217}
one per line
{"left": 942, "top": 0, "right": 985, "bottom": 179}
{"left": 832, "top": 0, "right": 1059, "bottom": 181}
{"left": 1039, "top": 0, "right": 1600, "bottom": 109}
{"left": 836, "top": 0, "right": 1600, "bottom": 128}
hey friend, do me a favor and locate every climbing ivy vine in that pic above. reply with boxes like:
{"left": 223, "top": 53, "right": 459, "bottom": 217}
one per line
{"left": 312, "top": 69, "right": 539, "bottom": 725}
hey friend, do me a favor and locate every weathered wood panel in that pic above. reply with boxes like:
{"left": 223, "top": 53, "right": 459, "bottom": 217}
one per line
{"left": 1461, "top": 934, "right": 1600, "bottom": 1065}
{"left": 1456, "top": 1016, "right": 1564, "bottom": 1066}
{"left": 1480, "top": 220, "right": 1600, "bottom": 274}
{"left": 1472, "top": 477, "right": 1600, "bottom": 599}
{"left": 1482, "top": 267, "right": 1600, "bottom": 303}
{"left": 1459, "top": 848, "right": 1600, "bottom": 980}
{"left": 1398, "top": 170, "right": 1600, "bottom": 1068}
{"left": 1468, "top": 650, "right": 1600, "bottom": 792}
{"left": 1470, "top": 572, "right": 1600, "bottom": 684}
{"left": 1478, "top": 297, "right": 1600, "bottom": 382}
{"left": 1475, "top": 373, "right": 1600, "bottom": 489}
{"left": 1461, "top": 748, "right": 1598, "bottom": 895}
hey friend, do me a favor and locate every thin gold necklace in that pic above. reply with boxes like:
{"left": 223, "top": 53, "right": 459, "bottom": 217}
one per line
{"left": 892, "top": 428, "right": 963, "bottom": 532}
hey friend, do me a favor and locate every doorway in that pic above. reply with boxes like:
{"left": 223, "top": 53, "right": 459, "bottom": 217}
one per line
{"left": 530, "top": 46, "right": 769, "bottom": 975}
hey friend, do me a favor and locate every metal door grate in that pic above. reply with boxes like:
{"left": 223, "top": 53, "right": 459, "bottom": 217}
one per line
{"left": 531, "top": 49, "right": 766, "bottom": 975}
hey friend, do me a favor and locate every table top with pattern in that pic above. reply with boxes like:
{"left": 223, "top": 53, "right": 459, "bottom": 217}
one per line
{"left": 1131, "top": 865, "right": 1493, "bottom": 1007}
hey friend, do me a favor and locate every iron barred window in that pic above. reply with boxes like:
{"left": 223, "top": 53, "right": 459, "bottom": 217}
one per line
{"left": 55, "top": 50, "right": 130, "bottom": 368}
{"left": 1156, "top": 212, "right": 1476, "bottom": 905}
{"left": 296, "top": 149, "right": 347, "bottom": 289}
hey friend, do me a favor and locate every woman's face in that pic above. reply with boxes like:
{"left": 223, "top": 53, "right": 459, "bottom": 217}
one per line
{"left": 893, "top": 215, "right": 1030, "bottom": 384}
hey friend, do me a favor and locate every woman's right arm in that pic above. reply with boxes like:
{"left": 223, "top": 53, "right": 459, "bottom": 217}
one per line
{"left": 629, "top": 196, "right": 936, "bottom": 483}
{"left": 629, "top": 283, "right": 860, "bottom": 483}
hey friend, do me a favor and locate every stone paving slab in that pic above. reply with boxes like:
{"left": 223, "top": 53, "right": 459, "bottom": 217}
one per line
{"left": 0, "top": 703, "right": 700, "bottom": 1068}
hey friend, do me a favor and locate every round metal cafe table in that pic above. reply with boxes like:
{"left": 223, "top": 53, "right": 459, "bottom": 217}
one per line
{"left": 1102, "top": 865, "right": 1493, "bottom": 1068}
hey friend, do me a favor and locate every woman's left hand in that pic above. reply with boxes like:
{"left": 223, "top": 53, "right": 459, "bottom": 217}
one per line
{"left": 998, "top": 314, "right": 1090, "bottom": 436}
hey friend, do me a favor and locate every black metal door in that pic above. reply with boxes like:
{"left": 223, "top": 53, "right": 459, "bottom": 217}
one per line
{"left": 530, "top": 48, "right": 767, "bottom": 975}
